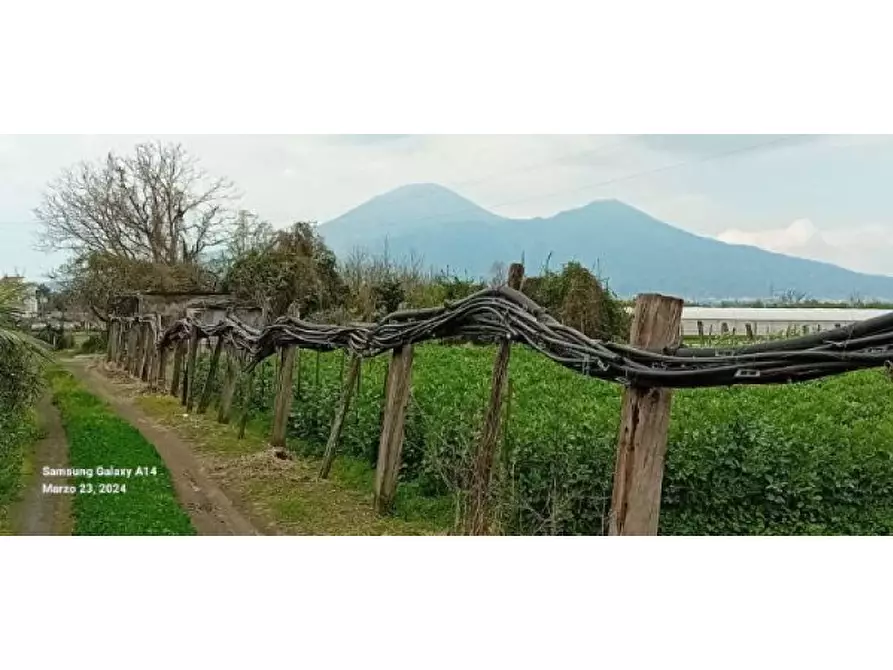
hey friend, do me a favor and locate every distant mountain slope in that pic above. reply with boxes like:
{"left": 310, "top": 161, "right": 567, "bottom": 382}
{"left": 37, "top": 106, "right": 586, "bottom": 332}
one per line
{"left": 318, "top": 183, "right": 893, "bottom": 301}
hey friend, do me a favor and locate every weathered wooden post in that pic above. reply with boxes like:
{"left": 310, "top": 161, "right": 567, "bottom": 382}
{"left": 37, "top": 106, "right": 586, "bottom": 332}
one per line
{"left": 319, "top": 353, "right": 362, "bottom": 479}
{"left": 128, "top": 323, "right": 140, "bottom": 376}
{"left": 270, "top": 345, "right": 297, "bottom": 448}
{"left": 170, "top": 339, "right": 185, "bottom": 397}
{"left": 184, "top": 326, "right": 200, "bottom": 411}
{"left": 106, "top": 321, "right": 117, "bottom": 362}
{"left": 117, "top": 322, "right": 128, "bottom": 367}
{"left": 465, "top": 262, "right": 524, "bottom": 535}
{"left": 155, "top": 344, "right": 169, "bottom": 391}
{"left": 374, "top": 344, "right": 415, "bottom": 515}
{"left": 140, "top": 321, "right": 153, "bottom": 382}
{"left": 198, "top": 336, "right": 225, "bottom": 414}
{"left": 217, "top": 346, "right": 239, "bottom": 424}
{"left": 295, "top": 348, "right": 303, "bottom": 400}
{"left": 608, "top": 293, "right": 683, "bottom": 536}
{"left": 237, "top": 362, "right": 257, "bottom": 440}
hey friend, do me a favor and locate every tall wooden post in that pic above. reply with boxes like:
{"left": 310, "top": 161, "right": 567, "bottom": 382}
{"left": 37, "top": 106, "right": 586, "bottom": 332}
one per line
{"left": 373, "top": 344, "right": 415, "bottom": 515}
{"left": 270, "top": 345, "right": 297, "bottom": 448}
{"left": 217, "top": 346, "right": 239, "bottom": 424}
{"left": 170, "top": 339, "right": 185, "bottom": 397}
{"left": 155, "top": 345, "right": 169, "bottom": 391}
{"left": 319, "top": 353, "right": 362, "bottom": 479}
{"left": 608, "top": 293, "right": 683, "bottom": 536}
{"left": 465, "top": 262, "right": 524, "bottom": 535}
{"left": 184, "top": 327, "right": 200, "bottom": 411}
{"left": 237, "top": 364, "right": 257, "bottom": 440}
{"left": 198, "top": 336, "right": 225, "bottom": 414}
{"left": 128, "top": 324, "right": 140, "bottom": 376}
{"left": 140, "top": 322, "right": 153, "bottom": 382}
{"left": 106, "top": 321, "right": 117, "bottom": 362}
{"left": 117, "top": 322, "right": 128, "bottom": 367}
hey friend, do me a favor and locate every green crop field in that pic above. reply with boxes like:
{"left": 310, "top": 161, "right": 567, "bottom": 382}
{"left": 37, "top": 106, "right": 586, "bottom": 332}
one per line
{"left": 189, "top": 342, "right": 893, "bottom": 536}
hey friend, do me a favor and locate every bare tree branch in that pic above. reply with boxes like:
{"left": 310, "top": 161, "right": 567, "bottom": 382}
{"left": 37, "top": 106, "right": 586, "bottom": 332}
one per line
{"left": 34, "top": 141, "right": 238, "bottom": 265}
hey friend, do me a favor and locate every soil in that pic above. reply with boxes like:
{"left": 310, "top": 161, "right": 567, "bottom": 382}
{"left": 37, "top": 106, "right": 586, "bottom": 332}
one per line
{"left": 61, "top": 357, "right": 270, "bottom": 536}
{"left": 13, "top": 393, "right": 73, "bottom": 536}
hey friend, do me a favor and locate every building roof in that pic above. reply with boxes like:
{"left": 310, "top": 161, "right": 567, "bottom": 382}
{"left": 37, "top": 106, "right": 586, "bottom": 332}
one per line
{"left": 681, "top": 307, "right": 891, "bottom": 322}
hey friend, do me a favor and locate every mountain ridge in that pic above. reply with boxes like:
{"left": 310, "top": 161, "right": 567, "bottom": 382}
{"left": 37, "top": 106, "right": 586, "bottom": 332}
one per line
{"left": 318, "top": 184, "right": 893, "bottom": 301}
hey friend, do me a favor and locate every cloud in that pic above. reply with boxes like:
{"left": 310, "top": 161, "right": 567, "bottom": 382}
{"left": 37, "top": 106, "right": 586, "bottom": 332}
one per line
{"left": 717, "top": 219, "right": 893, "bottom": 275}
{"left": 718, "top": 219, "right": 819, "bottom": 253}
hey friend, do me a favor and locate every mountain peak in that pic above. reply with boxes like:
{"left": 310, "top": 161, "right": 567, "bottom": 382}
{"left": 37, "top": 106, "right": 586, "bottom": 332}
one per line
{"left": 318, "top": 183, "right": 893, "bottom": 301}
{"left": 369, "top": 183, "right": 493, "bottom": 214}
{"left": 325, "top": 183, "right": 502, "bottom": 232}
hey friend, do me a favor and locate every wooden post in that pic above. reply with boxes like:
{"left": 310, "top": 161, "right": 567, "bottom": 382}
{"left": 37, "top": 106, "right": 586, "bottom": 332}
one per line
{"left": 608, "top": 293, "right": 684, "bottom": 536}
{"left": 116, "top": 323, "right": 127, "bottom": 367}
{"left": 128, "top": 324, "right": 140, "bottom": 376}
{"left": 140, "top": 322, "right": 153, "bottom": 382}
{"left": 270, "top": 345, "right": 297, "bottom": 447}
{"left": 156, "top": 345, "right": 169, "bottom": 391}
{"left": 465, "top": 262, "right": 524, "bottom": 535}
{"left": 217, "top": 346, "right": 238, "bottom": 424}
{"left": 295, "top": 348, "right": 303, "bottom": 399}
{"left": 184, "top": 328, "right": 200, "bottom": 409}
{"left": 354, "top": 358, "right": 363, "bottom": 424}
{"left": 170, "top": 340, "right": 185, "bottom": 397}
{"left": 319, "top": 353, "right": 362, "bottom": 479}
{"left": 106, "top": 321, "right": 117, "bottom": 362}
{"left": 237, "top": 364, "right": 256, "bottom": 440}
{"left": 198, "top": 336, "right": 225, "bottom": 414}
{"left": 374, "top": 344, "right": 415, "bottom": 515}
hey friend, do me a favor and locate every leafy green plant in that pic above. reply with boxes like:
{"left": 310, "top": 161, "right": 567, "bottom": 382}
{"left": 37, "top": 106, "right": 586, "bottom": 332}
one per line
{"left": 48, "top": 370, "right": 195, "bottom": 535}
{"left": 78, "top": 332, "right": 108, "bottom": 354}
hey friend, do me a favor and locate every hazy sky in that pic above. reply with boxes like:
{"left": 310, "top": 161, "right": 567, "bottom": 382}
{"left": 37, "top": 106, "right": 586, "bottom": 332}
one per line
{"left": 2, "top": 134, "right": 892, "bottom": 281}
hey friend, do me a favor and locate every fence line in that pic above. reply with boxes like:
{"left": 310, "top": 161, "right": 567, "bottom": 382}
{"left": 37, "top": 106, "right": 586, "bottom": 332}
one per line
{"left": 104, "top": 267, "right": 893, "bottom": 535}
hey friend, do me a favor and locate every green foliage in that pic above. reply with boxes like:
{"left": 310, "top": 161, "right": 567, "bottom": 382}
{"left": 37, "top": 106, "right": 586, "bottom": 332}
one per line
{"left": 522, "top": 261, "right": 630, "bottom": 342}
{"left": 35, "top": 324, "right": 75, "bottom": 351}
{"left": 79, "top": 332, "right": 108, "bottom": 354}
{"left": 48, "top": 370, "right": 195, "bottom": 535}
{"left": 238, "top": 341, "right": 893, "bottom": 535}
{"left": 223, "top": 221, "right": 346, "bottom": 319}
{"left": 56, "top": 250, "right": 217, "bottom": 319}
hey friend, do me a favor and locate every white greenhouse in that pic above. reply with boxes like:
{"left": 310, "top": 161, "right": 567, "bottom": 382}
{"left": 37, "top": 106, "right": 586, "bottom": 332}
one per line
{"left": 679, "top": 307, "right": 891, "bottom": 338}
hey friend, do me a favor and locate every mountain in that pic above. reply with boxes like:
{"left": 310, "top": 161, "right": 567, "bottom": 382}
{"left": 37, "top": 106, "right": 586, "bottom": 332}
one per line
{"left": 318, "top": 183, "right": 893, "bottom": 301}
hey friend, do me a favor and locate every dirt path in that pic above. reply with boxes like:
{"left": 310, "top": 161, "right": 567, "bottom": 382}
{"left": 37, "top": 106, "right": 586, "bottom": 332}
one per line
{"left": 13, "top": 393, "right": 73, "bottom": 536}
{"left": 62, "top": 358, "right": 268, "bottom": 536}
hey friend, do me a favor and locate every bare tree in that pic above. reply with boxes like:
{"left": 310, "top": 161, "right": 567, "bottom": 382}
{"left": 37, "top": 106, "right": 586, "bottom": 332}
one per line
{"left": 34, "top": 141, "right": 237, "bottom": 264}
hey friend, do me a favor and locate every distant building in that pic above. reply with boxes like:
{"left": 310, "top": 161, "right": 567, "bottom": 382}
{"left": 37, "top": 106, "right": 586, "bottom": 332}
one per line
{"left": 0, "top": 275, "right": 39, "bottom": 319}
{"left": 680, "top": 306, "right": 891, "bottom": 337}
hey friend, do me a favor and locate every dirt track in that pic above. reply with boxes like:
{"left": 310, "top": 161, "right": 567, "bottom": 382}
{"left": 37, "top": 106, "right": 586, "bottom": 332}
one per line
{"left": 14, "top": 393, "right": 72, "bottom": 535}
{"left": 62, "top": 358, "right": 268, "bottom": 536}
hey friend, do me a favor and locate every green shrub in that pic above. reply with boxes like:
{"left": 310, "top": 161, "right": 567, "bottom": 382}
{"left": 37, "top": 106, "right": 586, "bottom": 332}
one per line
{"left": 79, "top": 332, "right": 108, "bottom": 354}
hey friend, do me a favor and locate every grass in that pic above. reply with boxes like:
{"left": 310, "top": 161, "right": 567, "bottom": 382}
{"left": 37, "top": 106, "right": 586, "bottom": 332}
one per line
{"left": 136, "top": 393, "right": 452, "bottom": 535}
{"left": 48, "top": 369, "right": 195, "bottom": 535}
{"left": 0, "top": 409, "right": 41, "bottom": 535}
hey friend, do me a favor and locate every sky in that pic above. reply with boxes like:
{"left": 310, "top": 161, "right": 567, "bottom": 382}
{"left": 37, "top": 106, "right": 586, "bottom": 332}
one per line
{"left": 1, "top": 134, "right": 892, "bottom": 281}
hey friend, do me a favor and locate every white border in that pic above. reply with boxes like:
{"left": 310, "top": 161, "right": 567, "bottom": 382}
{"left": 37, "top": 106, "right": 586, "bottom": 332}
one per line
{"left": 3, "top": 1, "right": 893, "bottom": 668}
